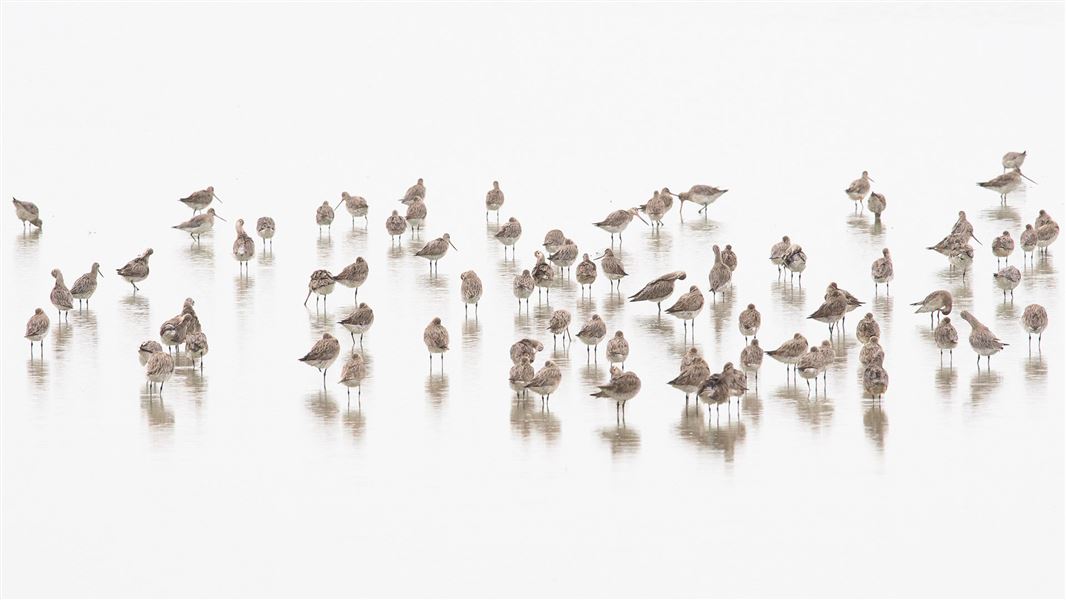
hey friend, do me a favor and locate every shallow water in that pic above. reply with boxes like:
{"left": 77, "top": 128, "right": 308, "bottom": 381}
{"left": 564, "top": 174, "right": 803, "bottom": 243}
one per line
{"left": 2, "top": 3, "right": 1064, "bottom": 597}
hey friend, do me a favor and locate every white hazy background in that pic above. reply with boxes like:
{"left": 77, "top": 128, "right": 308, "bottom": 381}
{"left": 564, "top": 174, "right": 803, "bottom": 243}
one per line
{"left": 2, "top": 2, "right": 1064, "bottom": 597}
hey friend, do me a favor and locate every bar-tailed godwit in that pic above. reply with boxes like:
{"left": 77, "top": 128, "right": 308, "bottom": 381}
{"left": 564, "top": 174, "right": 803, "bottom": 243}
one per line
{"left": 335, "top": 257, "right": 369, "bottom": 302}
{"left": 24, "top": 308, "right": 49, "bottom": 358}
{"left": 12, "top": 198, "right": 42, "bottom": 229}
{"left": 960, "top": 311, "right": 1007, "bottom": 370}
{"left": 70, "top": 263, "right": 102, "bottom": 310}
{"left": 339, "top": 303, "right": 375, "bottom": 346}
{"left": 1022, "top": 304, "right": 1048, "bottom": 350}
{"left": 179, "top": 186, "right": 222, "bottom": 213}
{"left": 300, "top": 332, "right": 341, "bottom": 386}
{"left": 49, "top": 269, "right": 73, "bottom": 321}
{"left": 628, "top": 271, "right": 687, "bottom": 313}
{"left": 485, "top": 181, "right": 504, "bottom": 222}
{"left": 424, "top": 317, "right": 450, "bottom": 371}
{"left": 173, "top": 208, "right": 225, "bottom": 243}
{"left": 606, "top": 331, "right": 630, "bottom": 368}
{"left": 336, "top": 192, "right": 369, "bottom": 228}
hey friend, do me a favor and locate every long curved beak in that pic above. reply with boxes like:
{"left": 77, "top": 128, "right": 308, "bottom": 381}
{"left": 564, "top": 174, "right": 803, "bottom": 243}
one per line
{"left": 99, "top": 271, "right": 105, "bottom": 278}
{"left": 971, "top": 233, "right": 982, "bottom": 245}
{"left": 867, "top": 177, "right": 875, "bottom": 183}
{"left": 1020, "top": 172, "right": 1038, "bottom": 184}
{"left": 335, "top": 199, "right": 345, "bottom": 210}
{"left": 634, "top": 212, "right": 649, "bottom": 225}
{"left": 593, "top": 254, "right": 605, "bottom": 260}
{"left": 449, "top": 241, "right": 458, "bottom": 251}
{"left": 213, "top": 193, "right": 224, "bottom": 203}
{"left": 215, "top": 214, "right": 227, "bottom": 222}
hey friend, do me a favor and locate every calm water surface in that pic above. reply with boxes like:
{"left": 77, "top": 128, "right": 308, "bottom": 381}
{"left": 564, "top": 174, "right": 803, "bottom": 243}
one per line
{"left": 2, "top": 3, "right": 1063, "bottom": 597}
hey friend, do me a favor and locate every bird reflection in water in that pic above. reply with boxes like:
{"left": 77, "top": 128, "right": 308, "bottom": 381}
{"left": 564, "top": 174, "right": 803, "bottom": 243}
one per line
{"left": 771, "top": 280, "right": 807, "bottom": 319}
{"left": 185, "top": 240, "right": 214, "bottom": 273}
{"left": 934, "top": 364, "right": 958, "bottom": 395}
{"left": 26, "top": 359, "right": 48, "bottom": 392}
{"left": 741, "top": 392, "right": 763, "bottom": 424}
{"left": 634, "top": 314, "right": 674, "bottom": 341}
{"left": 580, "top": 363, "right": 605, "bottom": 389}
{"left": 599, "top": 424, "right": 641, "bottom": 456}
{"left": 995, "top": 299, "right": 1018, "bottom": 320}
{"left": 510, "top": 398, "right": 561, "bottom": 443}
{"left": 52, "top": 321, "right": 73, "bottom": 359}
{"left": 709, "top": 293, "right": 735, "bottom": 340}
{"left": 343, "top": 406, "right": 366, "bottom": 440}
{"left": 141, "top": 396, "right": 175, "bottom": 431}
{"left": 776, "top": 384, "right": 834, "bottom": 430}
{"left": 707, "top": 417, "right": 747, "bottom": 463}
{"left": 234, "top": 274, "right": 255, "bottom": 314}
{"left": 316, "top": 234, "right": 332, "bottom": 263}
{"left": 863, "top": 402, "right": 888, "bottom": 451}
{"left": 305, "top": 390, "right": 339, "bottom": 423}
{"left": 980, "top": 204, "right": 1021, "bottom": 227}
{"left": 425, "top": 373, "right": 449, "bottom": 406}
{"left": 1025, "top": 355, "right": 1047, "bottom": 382}
{"left": 14, "top": 228, "right": 42, "bottom": 258}
{"left": 599, "top": 291, "right": 626, "bottom": 323}
{"left": 462, "top": 317, "right": 481, "bottom": 354}
{"left": 969, "top": 370, "right": 1003, "bottom": 406}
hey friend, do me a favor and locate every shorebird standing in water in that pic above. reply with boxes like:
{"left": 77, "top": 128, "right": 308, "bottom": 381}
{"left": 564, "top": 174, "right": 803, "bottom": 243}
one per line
{"left": 871, "top": 248, "right": 894, "bottom": 295}
{"left": 548, "top": 238, "right": 578, "bottom": 279}
{"left": 782, "top": 244, "right": 807, "bottom": 284}
{"left": 1020, "top": 224, "right": 1038, "bottom": 262}
{"left": 336, "top": 192, "right": 369, "bottom": 228}
{"left": 532, "top": 250, "right": 555, "bottom": 301}
{"left": 179, "top": 186, "right": 222, "bottom": 214}
{"left": 934, "top": 317, "right": 958, "bottom": 366}
{"left": 740, "top": 339, "right": 763, "bottom": 387}
{"left": 978, "top": 168, "right": 1034, "bottom": 203}
{"left": 339, "top": 303, "right": 374, "bottom": 346}
{"left": 592, "top": 208, "right": 647, "bottom": 244}
{"left": 1022, "top": 304, "right": 1048, "bottom": 351}
{"left": 116, "top": 248, "right": 153, "bottom": 293}
{"left": 547, "top": 310, "right": 572, "bottom": 346}
{"left": 960, "top": 311, "right": 1007, "bottom": 370}
{"left": 769, "top": 236, "right": 791, "bottom": 276}
{"left": 338, "top": 352, "right": 368, "bottom": 405}
{"left": 386, "top": 210, "right": 407, "bottom": 244}
{"left": 721, "top": 244, "right": 738, "bottom": 273}
{"left": 423, "top": 317, "right": 450, "bottom": 372}
{"left": 49, "top": 269, "right": 73, "bottom": 321}
{"left": 859, "top": 336, "right": 884, "bottom": 367}
{"left": 299, "top": 332, "right": 341, "bottom": 388}
{"left": 1002, "top": 150, "right": 1027, "bottom": 172}
{"left": 12, "top": 198, "right": 42, "bottom": 230}
{"left": 70, "top": 262, "right": 103, "bottom": 310}
{"left": 595, "top": 248, "right": 628, "bottom": 292}
{"left": 542, "top": 229, "right": 566, "bottom": 254}
{"left": 606, "top": 331, "right": 630, "bottom": 368}
{"left": 404, "top": 198, "right": 427, "bottom": 235}
{"left": 855, "top": 313, "right": 880, "bottom": 344}
{"left": 575, "top": 253, "right": 597, "bottom": 296}
{"left": 145, "top": 350, "right": 175, "bottom": 397}
{"left": 665, "top": 285, "right": 705, "bottom": 341}
{"left": 708, "top": 245, "right": 731, "bottom": 302}
{"left": 494, "top": 217, "right": 522, "bottom": 259}
{"left": 862, "top": 355, "right": 889, "bottom": 401}
{"left": 510, "top": 338, "right": 544, "bottom": 366}
{"left": 303, "top": 269, "right": 336, "bottom": 308}
{"left": 867, "top": 191, "right": 887, "bottom": 218}
{"left": 993, "top": 266, "right": 1021, "bottom": 301}
{"left": 509, "top": 357, "right": 534, "bottom": 399}
{"left": 845, "top": 171, "right": 873, "bottom": 212}
{"left": 577, "top": 314, "right": 607, "bottom": 363}
{"left": 402, "top": 178, "right": 426, "bottom": 203}
{"left": 911, "top": 289, "right": 953, "bottom": 327}
{"left": 629, "top": 271, "right": 687, "bottom": 314}
{"left": 159, "top": 313, "right": 195, "bottom": 354}
{"left": 513, "top": 269, "right": 535, "bottom": 310}
{"left": 256, "top": 217, "right": 275, "bottom": 252}
{"left": 993, "top": 233, "right": 1015, "bottom": 267}
{"left": 738, "top": 304, "right": 761, "bottom": 342}
{"left": 639, "top": 190, "right": 667, "bottom": 228}
{"left": 669, "top": 185, "right": 727, "bottom": 219}
{"left": 485, "top": 181, "right": 505, "bottom": 222}
{"left": 460, "top": 270, "right": 483, "bottom": 317}
{"left": 232, "top": 219, "right": 255, "bottom": 275}
{"left": 173, "top": 208, "right": 225, "bottom": 243}
{"left": 669, "top": 348, "right": 711, "bottom": 404}
{"left": 24, "top": 308, "right": 49, "bottom": 358}
{"left": 766, "top": 333, "right": 808, "bottom": 382}
{"left": 316, "top": 201, "right": 335, "bottom": 236}
{"left": 591, "top": 367, "right": 641, "bottom": 421}
{"left": 808, "top": 288, "right": 848, "bottom": 337}
{"left": 416, "top": 233, "right": 457, "bottom": 273}
{"left": 186, "top": 331, "right": 209, "bottom": 373}
{"left": 334, "top": 257, "right": 369, "bottom": 302}
{"left": 524, "top": 360, "right": 562, "bottom": 407}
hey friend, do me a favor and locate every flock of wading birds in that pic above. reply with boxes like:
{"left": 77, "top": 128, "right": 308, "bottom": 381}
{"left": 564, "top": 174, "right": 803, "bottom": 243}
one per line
{"left": 14, "top": 150, "right": 1058, "bottom": 416}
